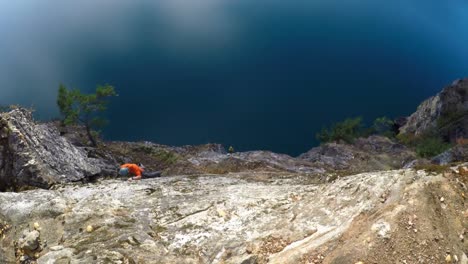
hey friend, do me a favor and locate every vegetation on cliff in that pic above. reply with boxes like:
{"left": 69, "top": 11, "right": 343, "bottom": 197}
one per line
{"left": 316, "top": 116, "right": 398, "bottom": 144}
{"left": 57, "top": 84, "right": 117, "bottom": 147}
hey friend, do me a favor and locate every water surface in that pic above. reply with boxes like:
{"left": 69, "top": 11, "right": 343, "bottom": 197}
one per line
{"left": 1, "top": 1, "right": 467, "bottom": 155}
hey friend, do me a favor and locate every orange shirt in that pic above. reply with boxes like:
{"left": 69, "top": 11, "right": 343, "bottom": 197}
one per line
{"left": 120, "top": 163, "right": 144, "bottom": 176}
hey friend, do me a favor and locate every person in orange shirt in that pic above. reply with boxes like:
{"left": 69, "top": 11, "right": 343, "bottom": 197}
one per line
{"left": 119, "top": 163, "right": 161, "bottom": 181}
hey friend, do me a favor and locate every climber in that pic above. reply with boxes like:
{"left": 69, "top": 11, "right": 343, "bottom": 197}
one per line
{"left": 118, "top": 163, "right": 162, "bottom": 181}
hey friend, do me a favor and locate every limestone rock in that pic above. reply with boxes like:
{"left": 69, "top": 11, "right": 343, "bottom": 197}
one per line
{"left": 1, "top": 169, "right": 466, "bottom": 263}
{"left": 399, "top": 78, "right": 468, "bottom": 139}
{"left": 18, "top": 230, "right": 40, "bottom": 251}
{"left": 432, "top": 144, "right": 468, "bottom": 165}
{"left": 299, "top": 136, "right": 416, "bottom": 174}
{"left": 0, "top": 108, "right": 102, "bottom": 190}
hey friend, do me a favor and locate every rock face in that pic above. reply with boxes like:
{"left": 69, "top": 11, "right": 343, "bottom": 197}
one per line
{"left": 432, "top": 144, "right": 468, "bottom": 165}
{"left": 0, "top": 109, "right": 418, "bottom": 192}
{"left": 107, "top": 136, "right": 416, "bottom": 179}
{"left": 0, "top": 109, "right": 102, "bottom": 190}
{"left": 106, "top": 141, "right": 325, "bottom": 176}
{"left": 299, "top": 136, "right": 416, "bottom": 174}
{"left": 399, "top": 78, "right": 468, "bottom": 139}
{"left": 1, "top": 169, "right": 467, "bottom": 263}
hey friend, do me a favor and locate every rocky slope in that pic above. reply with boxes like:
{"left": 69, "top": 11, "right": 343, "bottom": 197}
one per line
{"left": 105, "top": 135, "right": 418, "bottom": 178}
{"left": 299, "top": 136, "right": 416, "bottom": 174}
{"left": 399, "top": 78, "right": 468, "bottom": 140}
{"left": 0, "top": 107, "right": 418, "bottom": 192}
{"left": 1, "top": 167, "right": 467, "bottom": 264}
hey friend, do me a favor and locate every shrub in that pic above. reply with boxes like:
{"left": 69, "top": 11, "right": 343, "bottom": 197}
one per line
{"left": 372, "top": 116, "right": 397, "bottom": 138}
{"left": 396, "top": 133, "right": 418, "bottom": 146}
{"left": 415, "top": 136, "right": 452, "bottom": 158}
{"left": 316, "top": 117, "right": 364, "bottom": 144}
{"left": 398, "top": 129, "right": 452, "bottom": 158}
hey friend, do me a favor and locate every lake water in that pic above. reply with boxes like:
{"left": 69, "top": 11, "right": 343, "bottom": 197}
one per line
{"left": 1, "top": 1, "right": 467, "bottom": 155}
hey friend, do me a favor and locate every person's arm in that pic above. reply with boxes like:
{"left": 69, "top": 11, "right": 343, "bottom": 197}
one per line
{"left": 128, "top": 166, "right": 143, "bottom": 181}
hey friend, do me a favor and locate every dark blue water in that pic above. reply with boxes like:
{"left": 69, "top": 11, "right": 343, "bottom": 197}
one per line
{"left": 1, "top": 1, "right": 467, "bottom": 155}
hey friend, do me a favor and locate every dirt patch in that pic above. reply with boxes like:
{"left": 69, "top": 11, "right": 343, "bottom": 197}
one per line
{"left": 254, "top": 236, "right": 292, "bottom": 264}
{"left": 316, "top": 172, "right": 468, "bottom": 264}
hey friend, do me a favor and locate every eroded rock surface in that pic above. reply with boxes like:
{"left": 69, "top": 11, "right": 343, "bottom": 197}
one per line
{"left": 432, "top": 144, "right": 468, "bottom": 165}
{"left": 106, "top": 136, "right": 416, "bottom": 179}
{"left": 1, "top": 169, "right": 466, "bottom": 263}
{"left": 399, "top": 78, "right": 468, "bottom": 138}
{"left": 0, "top": 109, "right": 102, "bottom": 190}
{"left": 299, "top": 136, "right": 416, "bottom": 174}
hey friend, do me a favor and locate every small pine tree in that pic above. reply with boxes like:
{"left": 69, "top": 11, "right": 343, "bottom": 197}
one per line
{"left": 57, "top": 84, "right": 117, "bottom": 146}
{"left": 228, "top": 146, "right": 235, "bottom": 154}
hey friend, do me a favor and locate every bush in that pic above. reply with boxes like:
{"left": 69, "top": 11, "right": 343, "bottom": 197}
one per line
{"left": 316, "top": 117, "right": 364, "bottom": 144}
{"left": 372, "top": 117, "right": 397, "bottom": 138}
{"left": 396, "top": 132, "right": 418, "bottom": 146}
{"left": 415, "top": 136, "right": 452, "bottom": 158}
{"left": 397, "top": 129, "right": 452, "bottom": 158}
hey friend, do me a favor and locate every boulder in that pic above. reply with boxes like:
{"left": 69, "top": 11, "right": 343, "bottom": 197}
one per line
{"left": 0, "top": 108, "right": 102, "bottom": 190}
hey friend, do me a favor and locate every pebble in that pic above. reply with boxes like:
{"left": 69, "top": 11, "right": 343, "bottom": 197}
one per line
{"left": 446, "top": 254, "right": 452, "bottom": 263}
{"left": 33, "top": 222, "right": 40, "bottom": 230}
{"left": 440, "top": 197, "right": 445, "bottom": 202}
{"left": 86, "top": 225, "right": 93, "bottom": 233}
{"left": 50, "top": 245, "right": 64, "bottom": 251}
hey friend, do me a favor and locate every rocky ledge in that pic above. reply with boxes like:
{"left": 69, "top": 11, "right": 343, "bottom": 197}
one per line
{"left": 0, "top": 107, "right": 417, "bottom": 191}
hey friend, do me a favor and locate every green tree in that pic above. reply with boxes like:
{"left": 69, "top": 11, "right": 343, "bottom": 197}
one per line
{"left": 371, "top": 116, "right": 396, "bottom": 138}
{"left": 316, "top": 117, "right": 364, "bottom": 144}
{"left": 228, "top": 146, "right": 235, "bottom": 154}
{"left": 57, "top": 84, "right": 117, "bottom": 146}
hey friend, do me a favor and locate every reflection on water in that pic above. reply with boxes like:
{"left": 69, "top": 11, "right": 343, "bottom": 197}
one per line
{"left": 0, "top": 1, "right": 467, "bottom": 154}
